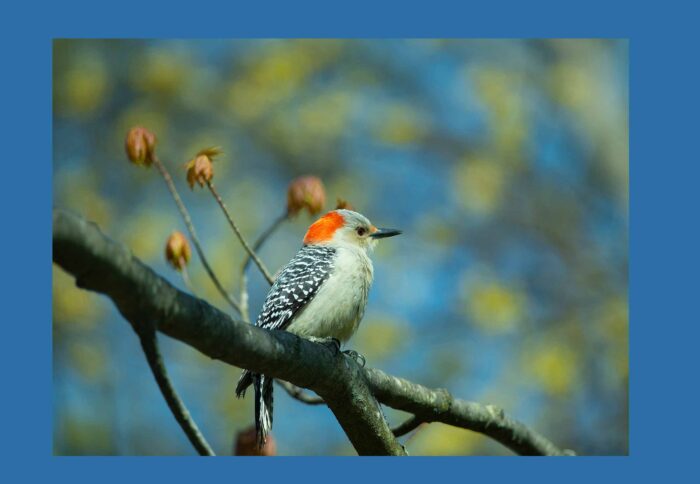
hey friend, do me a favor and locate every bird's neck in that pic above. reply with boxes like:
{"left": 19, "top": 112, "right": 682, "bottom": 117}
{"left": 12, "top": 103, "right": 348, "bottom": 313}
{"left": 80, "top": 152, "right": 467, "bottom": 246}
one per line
{"left": 335, "top": 244, "right": 374, "bottom": 283}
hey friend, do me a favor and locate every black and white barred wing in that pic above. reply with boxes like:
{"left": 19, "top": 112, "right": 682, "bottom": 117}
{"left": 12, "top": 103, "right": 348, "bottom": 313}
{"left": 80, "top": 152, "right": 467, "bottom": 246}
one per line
{"left": 256, "top": 245, "right": 336, "bottom": 330}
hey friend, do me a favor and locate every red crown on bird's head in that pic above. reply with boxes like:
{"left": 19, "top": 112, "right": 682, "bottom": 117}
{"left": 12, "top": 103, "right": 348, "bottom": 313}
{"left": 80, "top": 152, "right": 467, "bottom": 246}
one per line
{"left": 303, "top": 211, "right": 346, "bottom": 245}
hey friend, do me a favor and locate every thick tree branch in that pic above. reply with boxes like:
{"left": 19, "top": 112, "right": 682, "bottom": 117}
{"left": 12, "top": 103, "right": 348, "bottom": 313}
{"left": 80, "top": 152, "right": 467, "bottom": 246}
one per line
{"left": 53, "top": 209, "right": 403, "bottom": 456}
{"left": 52, "top": 209, "right": 572, "bottom": 456}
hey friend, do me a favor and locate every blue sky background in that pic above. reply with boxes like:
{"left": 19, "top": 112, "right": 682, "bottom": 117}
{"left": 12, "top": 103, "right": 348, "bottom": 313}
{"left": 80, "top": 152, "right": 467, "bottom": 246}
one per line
{"left": 52, "top": 39, "right": 628, "bottom": 455}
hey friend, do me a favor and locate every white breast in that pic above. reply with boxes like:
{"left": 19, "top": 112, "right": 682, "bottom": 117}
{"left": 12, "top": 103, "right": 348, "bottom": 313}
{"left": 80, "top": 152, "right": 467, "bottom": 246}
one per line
{"left": 286, "top": 246, "right": 373, "bottom": 342}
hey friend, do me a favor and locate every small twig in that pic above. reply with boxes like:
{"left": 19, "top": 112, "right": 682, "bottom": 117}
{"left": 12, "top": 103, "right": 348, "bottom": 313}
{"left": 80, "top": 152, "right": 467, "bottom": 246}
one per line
{"left": 392, "top": 415, "right": 423, "bottom": 437}
{"left": 238, "top": 272, "right": 251, "bottom": 324}
{"left": 180, "top": 263, "right": 196, "bottom": 295}
{"left": 276, "top": 379, "right": 325, "bottom": 405}
{"left": 137, "top": 326, "right": 215, "bottom": 456}
{"left": 239, "top": 211, "right": 288, "bottom": 322}
{"left": 151, "top": 155, "right": 241, "bottom": 315}
{"left": 206, "top": 181, "right": 275, "bottom": 285}
{"left": 242, "top": 210, "right": 289, "bottom": 275}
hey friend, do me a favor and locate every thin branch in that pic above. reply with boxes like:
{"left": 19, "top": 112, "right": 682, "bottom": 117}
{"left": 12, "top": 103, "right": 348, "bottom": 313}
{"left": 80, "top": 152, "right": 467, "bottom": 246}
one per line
{"left": 366, "top": 369, "right": 576, "bottom": 456}
{"left": 276, "top": 380, "right": 325, "bottom": 405}
{"left": 391, "top": 415, "right": 422, "bottom": 437}
{"left": 52, "top": 209, "right": 572, "bottom": 456}
{"left": 239, "top": 210, "right": 288, "bottom": 321}
{"left": 242, "top": 210, "right": 289, "bottom": 274}
{"left": 238, "top": 272, "right": 251, "bottom": 324}
{"left": 179, "top": 263, "right": 196, "bottom": 296}
{"left": 206, "top": 181, "right": 274, "bottom": 285}
{"left": 151, "top": 155, "right": 241, "bottom": 314}
{"left": 137, "top": 328, "right": 215, "bottom": 456}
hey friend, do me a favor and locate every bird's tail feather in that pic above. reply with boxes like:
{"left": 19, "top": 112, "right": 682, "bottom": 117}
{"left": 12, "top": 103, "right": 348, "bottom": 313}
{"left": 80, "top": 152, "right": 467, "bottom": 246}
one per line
{"left": 254, "top": 374, "right": 274, "bottom": 447}
{"left": 235, "top": 369, "right": 254, "bottom": 398}
{"left": 236, "top": 369, "right": 274, "bottom": 447}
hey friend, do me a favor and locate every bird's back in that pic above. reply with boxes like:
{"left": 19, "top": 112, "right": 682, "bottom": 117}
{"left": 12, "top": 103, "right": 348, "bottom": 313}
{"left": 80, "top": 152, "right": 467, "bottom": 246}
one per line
{"left": 256, "top": 244, "right": 337, "bottom": 331}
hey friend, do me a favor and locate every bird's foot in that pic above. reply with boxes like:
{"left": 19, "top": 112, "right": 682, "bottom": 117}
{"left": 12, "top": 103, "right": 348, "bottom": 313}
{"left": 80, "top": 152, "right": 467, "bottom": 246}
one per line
{"left": 307, "top": 336, "right": 341, "bottom": 355}
{"left": 342, "top": 349, "right": 366, "bottom": 367}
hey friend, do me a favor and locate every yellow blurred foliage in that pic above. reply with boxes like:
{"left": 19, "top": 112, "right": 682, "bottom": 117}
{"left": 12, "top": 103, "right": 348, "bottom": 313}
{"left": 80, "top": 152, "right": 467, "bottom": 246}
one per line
{"left": 464, "top": 279, "right": 526, "bottom": 333}
{"left": 409, "top": 422, "right": 482, "bottom": 455}
{"left": 215, "top": 178, "right": 275, "bottom": 240}
{"left": 453, "top": 156, "right": 508, "bottom": 216}
{"left": 211, "top": 365, "right": 253, "bottom": 429}
{"left": 56, "top": 172, "right": 114, "bottom": 230}
{"left": 325, "top": 173, "right": 372, "bottom": 214}
{"left": 227, "top": 40, "right": 342, "bottom": 121}
{"left": 203, "top": 237, "right": 245, "bottom": 291}
{"left": 122, "top": 210, "right": 178, "bottom": 263}
{"left": 524, "top": 339, "right": 579, "bottom": 397}
{"left": 58, "top": 53, "right": 111, "bottom": 117}
{"left": 472, "top": 67, "right": 528, "bottom": 161}
{"left": 599, "top": 295, "right": 628, "bottom": 343}
{"left": 376, "top": 104, "right": 426, "bottom": 145}
{"left": 548, "top": 50, "right": 629, "bottom": 211}
{"left": 414, "top": 211, "right": 458, "bottom": 246}
{"left": 190, "top": 270, "right": 221, "bottom": 309}
{"left": 130, "top": 48, "right": 192, "bottom": 97}
{"left": 57, "top": 416, "right": 112, "bottom": 455}
{"left": 53, "top": 266, "right": 102, "bottom": 329}
{"left": 184, "top": 193, "right": 263, "bottom": 303}
{"left": 298, "top": 91, "right": 352, "bottom": 140}
{"left": 68, "top": 341, "right": 107, "bottom": 382}
{"left": 266, "top": 90, "right": 354, "bottom": 159}
{"left": 549, "top": 62, "right": 597, "bottom": 114}
{"left": 215, "top": 377, "right": 254, "bottom": 420}
{"left": 598, "top": 295, "right": 629, "bottom": 380}
{"left": 354, "top": 316, "right": 410, "bottom": 361}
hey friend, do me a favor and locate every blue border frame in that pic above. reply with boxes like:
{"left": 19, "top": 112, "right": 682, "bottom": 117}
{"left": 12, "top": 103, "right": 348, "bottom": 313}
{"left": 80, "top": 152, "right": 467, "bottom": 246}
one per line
{"left": 3, "top": 0, "right": 698, "bottom": 481}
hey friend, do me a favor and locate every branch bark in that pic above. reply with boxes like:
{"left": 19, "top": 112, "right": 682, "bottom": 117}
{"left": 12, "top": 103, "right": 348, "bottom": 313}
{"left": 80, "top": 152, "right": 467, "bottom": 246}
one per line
{"left": 366, "top": 369, "right": 575, "bottom": 456}
{"left": 52, "top": 208, "right": 573, "bottom": 456}
{"left": 391, "top": 416, "right": 422, "bottom": 437}
{"left": 137, "top": 329, "right": 215, "bottom": 455}
{"left": 276, "top": 380, "right": 325, "bottom": 405}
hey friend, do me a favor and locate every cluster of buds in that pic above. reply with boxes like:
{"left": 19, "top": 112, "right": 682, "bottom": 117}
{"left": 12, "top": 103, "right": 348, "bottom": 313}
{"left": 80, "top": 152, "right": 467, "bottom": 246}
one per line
{"left": 234, "top": 426, "right": 276, "bottom": 456}
{"left": 125, "top": 127, "right": 157, "bottom": 166}
{"left": 286, "top": 176, "right": 326, "bottom": 217}
{"left": 164, "top": 231, "right": 191, "bottom": 271}
{"left": 186, "top": 147, "right": 221, "bottom": 189}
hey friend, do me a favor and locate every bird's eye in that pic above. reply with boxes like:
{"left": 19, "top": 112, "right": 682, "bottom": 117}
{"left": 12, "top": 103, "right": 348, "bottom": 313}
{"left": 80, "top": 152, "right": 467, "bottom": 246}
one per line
{"left": 356, "top": 227, "right": 367, "bottom": 236}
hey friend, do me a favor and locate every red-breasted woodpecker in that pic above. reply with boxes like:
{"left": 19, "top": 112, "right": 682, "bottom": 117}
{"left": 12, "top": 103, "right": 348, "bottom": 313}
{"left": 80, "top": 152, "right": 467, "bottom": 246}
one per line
{"left": 235, "top": 209, "right": 401, "bottom": 446}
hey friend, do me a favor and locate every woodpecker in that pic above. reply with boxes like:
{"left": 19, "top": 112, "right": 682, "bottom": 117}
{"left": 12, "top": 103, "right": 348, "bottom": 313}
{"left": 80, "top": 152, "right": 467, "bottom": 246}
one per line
{"left": 235, "top": 209, "right": 401, "bottom": 446}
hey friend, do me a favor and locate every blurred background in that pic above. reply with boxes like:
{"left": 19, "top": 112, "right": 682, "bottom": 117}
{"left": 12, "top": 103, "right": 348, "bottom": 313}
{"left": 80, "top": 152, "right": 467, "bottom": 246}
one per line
{"left": 52, "top": 39, "right": 628, "bottom": 456}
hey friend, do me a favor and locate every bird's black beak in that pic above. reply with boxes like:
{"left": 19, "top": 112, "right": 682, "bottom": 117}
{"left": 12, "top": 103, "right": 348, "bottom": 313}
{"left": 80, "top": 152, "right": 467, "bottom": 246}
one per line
{"left": 370, "top": 228, "right": 402, "bottom": 239}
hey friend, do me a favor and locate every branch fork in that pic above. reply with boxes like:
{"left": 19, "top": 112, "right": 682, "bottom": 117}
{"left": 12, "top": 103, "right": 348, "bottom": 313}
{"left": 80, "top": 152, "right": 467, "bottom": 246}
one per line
{"left": 53, "top": 208, "right": 574, "bottom": 456}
